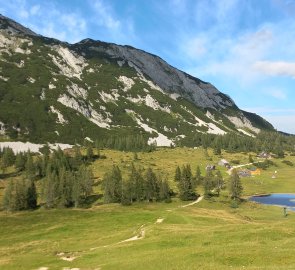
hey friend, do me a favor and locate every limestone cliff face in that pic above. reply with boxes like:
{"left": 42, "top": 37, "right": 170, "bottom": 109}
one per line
{"left": 76, "top": 39, "right": 235, "bottom": 110}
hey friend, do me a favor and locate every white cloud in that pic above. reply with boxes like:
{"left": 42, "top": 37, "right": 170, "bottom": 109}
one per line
{"left": 19, "top": 9, "right": 29, "bottom": 19}
{"left": 253, "top": 61, "right": 295, "bottom": 78}
{"left": 184, "top": 37, "right": 207, "bottom": 58}
{"left": 269, "top": 89, "right": 287, "bottom": 99}
{"left": 184, "top": 27, "right": 274, "bottom": 84}
{"left": 89, "top": 0, "right": 136, "bottom": 45}
{"left": 30, "top": 5, "right": 40, "bottom": 16}
{"left": 92, "top": 0, "right": 121, "bottom": 30}
{"left": 0, "top": 0, "right": 88, "bottom": 43}
{"left": 266, "top": 88, "right": 287, "bottom": 100}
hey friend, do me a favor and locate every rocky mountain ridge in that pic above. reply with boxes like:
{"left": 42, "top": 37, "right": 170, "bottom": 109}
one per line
{"left": 0, "top": 14, "right": 274, "bottom": 146}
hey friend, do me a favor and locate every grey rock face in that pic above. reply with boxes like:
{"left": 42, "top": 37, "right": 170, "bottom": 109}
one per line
{"left": 83, "top": 41, "right": 235, "bottom": 109}
{"left": 0, "top": 14, "right": 38, "bottom": 36}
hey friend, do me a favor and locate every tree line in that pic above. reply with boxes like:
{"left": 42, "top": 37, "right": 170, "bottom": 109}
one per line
{"left": 1, "top": 146, "right": 95, "bottom": 211}
{"left": 178, "top": 131, "right": 295, "bottom": 157}
{"left": 95, "top": 134, "right": 156, "bottom": 152}
{"left": 174, "top": 164, "right": 242, "bottom": 201}
{"left": 103, "top": 164, "right": 172, "bottom": 205}
{"left": 1, "top": 146, "right": 243, "bottom": 211}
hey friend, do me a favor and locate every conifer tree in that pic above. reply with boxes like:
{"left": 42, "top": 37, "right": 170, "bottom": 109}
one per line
{"left": 215, "top": 170, "right": 224, "bottom": 196}
{"left": 229, "top": 169, "right": 243, "bottom": 200}
{"left": 203, "top": 171, "right": 214, "bottom": 198}
{"left": 174, "top": 166, "right": 181, "bottom": 182}
{"left": 25, "top": 152, "right": 35, "bottom": 180}
{"left": 73, "top": 145, "right": 83, "bottom": 168}
{"left": 128, "top": 164, "right": 144, "bottom": 202}
{"left": 15, "top": 152, "right": 26, "bottom": 172}
{"left": 14, "top": 178, "right": 28, "bottom": 210}
{"left": 103, "top": 165, "right": 122, "bottom": 203}
{"left": 195, "top": 165, "right": 201, "bottom": 185}
{"left": 26, "top": 180, "right": 37, "bottom": 209}
{"left": 3, "top": 179, "right": 14, "bottom": 210}
{"left": 159, "top": 178, "right": 171, "bottom": 202}
{"left": 178, "top": 165, "right": 197, "bottom": 201}
{"left": 72, "top": 173, "right": 81, "bottom": 207}
{"left": 121, "top": 178, "right": 133, "bottom": 205}
{"left": 145, "top": 167, "right": 159, "bottom": 202}
{"left": 1, "top": 147, "right": 15, "bottom": 172}
{"left": 78, "top": 165, "right": 93, "bottom": 198}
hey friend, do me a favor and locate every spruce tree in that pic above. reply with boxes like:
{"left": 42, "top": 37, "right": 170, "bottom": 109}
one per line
{"left": 195, "top": 165, "right": 201, "bottom": 185}
{"left": 159, "top": 179, "right": 171, "bottom": 203}
{"left": 27, "top": 180, "right": 37, "bottom": 209}
{"left": 102, "top": 165, "right": 122, "bottom": 203}
{"left": 15, "top": 152, "right": 26, "bottom": 172}
{"left": 128, "top": 164, "right": 144, "bottom": 202}
{"left": 203, "top": 171, "right": 214, "bottom": 198}
{"left": 229, "top": 169, "right": 243, "bottom": 200}
{"left": 121, "top": 178, "right": 133, "bottom": 205}
{"left": 174, "top": 166, "right": 181, "bottom": 182}
{"left": 25, "top": 152, "right": 35, "bottom": 180}
{"left": 3, "top": 179, "right": 14, "bottom": 210}
{"left": 14, "top": 178, "right": 28, "bottom": 210}
{"left": 215, "top": 170, "right": 224, "bottom": 196}
{"left": 72, "top": 173, "right": 81, "bottom": 208}
{"left": 145, "top": 167, "right": 159, "bottom": 202}
{"left": 178, "top": 165, "right": 197, "bottom": 201}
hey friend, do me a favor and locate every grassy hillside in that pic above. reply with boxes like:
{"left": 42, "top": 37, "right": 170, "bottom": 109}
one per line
{"left": 1, "top": 148, "right": 295, "bottom": 269}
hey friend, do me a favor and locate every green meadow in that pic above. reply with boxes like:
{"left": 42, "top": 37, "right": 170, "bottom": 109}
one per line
{"left": 1, "top": 147, "right": 295, "bottom": 270}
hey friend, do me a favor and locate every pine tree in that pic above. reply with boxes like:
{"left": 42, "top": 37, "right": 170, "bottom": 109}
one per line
{"left": 174, "top": 166, "right": 181, "bottom": 182}
{"left": 1, "top": 147, "right": 15, "bottom": 173}
{"left": 73, "top": 145, "right": 83, "bottom": 168}
{"left": 203, "top": 171, "right": 214, "bottom": 198}
{"left": 121, "top": 178, "right": 133, "bottom": 205}
{"left": 102, "top": 165, "right": 122, "bottom": 203}
{"left": 25, "top": 152, "right": 35, "bottom": 180}
{"left": 215, "top": 170, "right": 224, "bottom": 196}
{"left": 27, "top": 180, "right": 37, "bottom": 209}
{"left": 229, "top": 169, "right": 243, "bottom": 200}
{"left": 15, "top": 152, "right": 26, "bottom": 172}
{"left": 145, "top": 167, "right": 159, "bottom": 202}
{"left": 3, "top": 179, "right": 14, "bottom": 210}
{"left": 72, "top": 173, "right": 81, "bottom": 207}
{"left": 178, "top": 165, "right": 197, "bottom": 201}
{"left": 78, "top": 165, "right": 93, "bottom": 198}
{"left": 159, "top": 178, "right": 171, "bottom": 203}
{"left": 42, "top": 167, "right": 56, "bottom": 208}
{"left": 14, "top": 178, "right": 28, "bottom": 210}
{"left": 195, "top": 165, "right": 201, "bottom": 185}
{"left": 128, "top": 164, "right": 144, "bottom": 202}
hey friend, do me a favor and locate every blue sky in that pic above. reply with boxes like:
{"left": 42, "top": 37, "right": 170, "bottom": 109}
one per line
{"left": 1, "top": 0, "right": 295, "bottom": 133}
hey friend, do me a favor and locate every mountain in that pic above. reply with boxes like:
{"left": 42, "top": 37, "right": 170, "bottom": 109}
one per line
{"left": 0, "top": 14, "right": 274, "bottom": 146}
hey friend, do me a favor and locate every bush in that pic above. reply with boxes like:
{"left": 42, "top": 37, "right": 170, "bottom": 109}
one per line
{"left": 282, "top": 160, "right": 294, "bottom": 166}
{"left": 230, "top": 200, "right": 239, "bottom": 208}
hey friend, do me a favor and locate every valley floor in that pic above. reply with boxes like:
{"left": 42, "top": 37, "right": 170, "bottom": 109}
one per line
{"left": 1, "top": 198, "right": 295, "bottom": 270}
{"left": 1, "top": 148, "right": 295, "bottom": 269}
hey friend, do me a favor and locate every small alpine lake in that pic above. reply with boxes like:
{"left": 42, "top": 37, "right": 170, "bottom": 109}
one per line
{"left": 249, "top": 193, "right": 295, "bottom": 211}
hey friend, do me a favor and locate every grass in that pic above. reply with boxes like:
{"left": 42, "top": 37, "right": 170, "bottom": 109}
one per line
{"left": 1, "top": 147, "right": 295, "bottom": 269}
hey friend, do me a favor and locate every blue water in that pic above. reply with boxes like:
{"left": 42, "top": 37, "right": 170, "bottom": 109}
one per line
{"left": 249, "top": 193, "right": 295, "bottom": 211}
